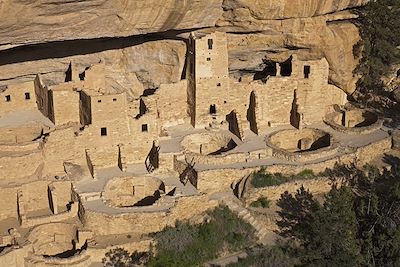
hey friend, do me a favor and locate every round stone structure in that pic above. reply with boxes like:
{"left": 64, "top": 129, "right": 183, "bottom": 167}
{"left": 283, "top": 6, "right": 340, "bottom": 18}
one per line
{"left": 181, "top": 132, "right": 237, "bottom": 155}
{"left": 324, "top": 108, "right": 381, "bottom": 134}
{"left": 266, "top": 128, "right": 337, "bottom": 162}
{"left": 268, "top": 128, "right": 331, "bottom": 152}
{"left": 103, "top": 176, "right": 165, "bottom": 207}
{"left": 28, "top": 223, "right": 77, "bottom": 257}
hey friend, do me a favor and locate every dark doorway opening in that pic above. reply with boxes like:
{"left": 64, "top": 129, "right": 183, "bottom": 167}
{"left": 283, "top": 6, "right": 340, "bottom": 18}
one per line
{"left": 209, "top": 104, "right": 216, "bottom": 114}
{"left": 65, "top": 62, "right": 72, "bottom": 82}
{"left": 304, "top": 65, "right": 311, "bottom": 79}
{"left": 290, "top": 90, "right": 300, "bottom": 129}
{"left": 246, "top": 91, "right": 258, "bottom": 134}
{"left": 280, "top": 56, "right": 292, "bottom": 76}
{"left": 254, "top": 60, "right": 277, "bottom": 81}
{"left": 208, "top": 39, "right": 213, "bottom": 50}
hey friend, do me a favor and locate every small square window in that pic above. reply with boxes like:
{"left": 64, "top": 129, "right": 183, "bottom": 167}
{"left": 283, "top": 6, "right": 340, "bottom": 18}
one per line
{"left": 141, "top": 124, "right": 148, "bottom": 132}
{"left": 206, "top": 57, "right": 211, "bottom": 61}
{"left": 5, "top": 95, "right": 11, "bottom": 102}
{"left": 113, "top": 98, "right": 117, "bottom": 102}
{"left": 100, "top": 127, "right": 107, "bottom": 136}
{"left": 98, "top": 99, "right": 102, "bottom": 103}
{"left": 25, "top": 92, "right": 30, "bottom": 100}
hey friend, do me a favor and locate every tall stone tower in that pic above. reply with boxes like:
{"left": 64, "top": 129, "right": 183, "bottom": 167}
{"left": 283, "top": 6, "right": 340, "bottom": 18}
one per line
{"left": 187, "top": 31, "right": 229, "bottom": 128}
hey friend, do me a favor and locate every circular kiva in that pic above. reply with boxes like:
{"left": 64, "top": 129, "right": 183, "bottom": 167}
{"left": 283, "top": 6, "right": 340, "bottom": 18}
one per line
{"left": 266, "top": 128, "right": 337, "bottom": 162}
{"left": 268, "top": 128, "right": 331, "bottom": 153}
{"left": 324, "top": 108, "right": 381, "bottom": 134}
{"left": 103, "top": 176, "right": 165, "bottom": 208}
{"left": 28, "top": 223, "right": 77, "bottom": 257}
{"left": 181, "top": 132, "right": 237, "bottom": 156}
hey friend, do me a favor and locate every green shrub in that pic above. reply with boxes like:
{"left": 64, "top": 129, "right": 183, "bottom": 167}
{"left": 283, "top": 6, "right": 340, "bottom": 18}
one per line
{"left": 296, "top": 169, "right": 315, "bottom": 178}
{"left": 147, "top": 205, "right": 256, "bottom": 267}
{"left": 251, "top": 171, "right": 285, "bottom": 188}
{"left": 251, "top": 169, "right": 320, "bottom": 188}
{"left": 250, "top": 197, "right": 271, "bottom": 208}
{"left": 227, "top": 245, "right": 295, "bottom": 267}
{"left": 102, "top": 248, "right": 151, "bottom": 267}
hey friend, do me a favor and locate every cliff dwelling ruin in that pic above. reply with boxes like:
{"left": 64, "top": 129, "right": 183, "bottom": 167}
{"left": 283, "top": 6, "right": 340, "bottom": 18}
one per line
{"left": 0, "top": 26, "right": 396, "bottom": 266}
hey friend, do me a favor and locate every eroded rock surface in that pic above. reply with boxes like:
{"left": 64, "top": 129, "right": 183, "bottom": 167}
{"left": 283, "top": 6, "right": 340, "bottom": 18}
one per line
{"left": 0, "top": 0, "right": 223, "bottom": 49}
{"left": 0, "top": 0, "right": 368, "bottom": 94}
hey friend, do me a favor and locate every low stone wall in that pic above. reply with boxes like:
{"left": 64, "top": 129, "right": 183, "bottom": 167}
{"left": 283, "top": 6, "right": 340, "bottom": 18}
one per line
{"left": 121, "top": 141, "right": 154, "bottom": 164}
{"left": 185, "top": 152, "right": 246, "bottom": 166}
{"left": 354, "top": 136, "right": 392, "bottom": 165}
{"left": 0, "top": 150, "right": 44, "bottom": 182}
{"left": 183, "top": 148, "right": 271, "bottom": 167}
{"left": 196, "top": 136, "right": 392, "bottom": 194}
{"left": 197, "top": 168, "right": 256, "bottom": 194}
{"left": 0, "top": 245, "right": 30, "bottom": 267}
{"left": 21, "top": 202, "right": 78, "bottom": 228}
{"left": 0, "top": 124, "right": 44, "bottom": 145}
{"left": 269, "top": 143, "right": 340, "bottom": 162}
{"left": 0, "top": 140, "right": 41, "bottom": 153}
{"left": 0, "top": 239, "right": 151, "bottom": 267}
{"left": 86, "top": 146, "right": 119, "bottom": 170}
{"left": 265, "top": 128, "right": 340, "bottom": 162}
{"left": 244, "top": 177, "right": 333, "bottom": 205}
{"left": 83, "top": 195, "right": 218, "bottom": 236}
{"left": 324, "top": 118, "right": 383, "bottom": 135}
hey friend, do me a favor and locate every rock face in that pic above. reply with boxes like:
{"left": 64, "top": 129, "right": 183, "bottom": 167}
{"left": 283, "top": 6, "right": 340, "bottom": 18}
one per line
{"left": 0, "top": 39, "right": 186, "bottom": 99}
{"left": 226, "top": 13, "right": 362, "bottom": 94}
{"left": 219, "top": 0, "right": 368, "bottom": 23}
{"left": 0, "top": 0, "right": 223, "bottom": 49}
{"left": 0, "top": 0, "right": 368, "bottom": 94}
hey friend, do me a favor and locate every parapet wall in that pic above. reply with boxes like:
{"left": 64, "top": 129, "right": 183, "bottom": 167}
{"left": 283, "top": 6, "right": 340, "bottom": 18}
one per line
{"left": 83, "top": 195, "right": 218, "bottom": 236}
{"left": 195, "top": 136, "right": 392, "bottom": 194}
{"left": 0, "top": 150, "right": 44, "bottom": 182}
{"left": 244, "top": 177, "right": 334, "bottom": 205}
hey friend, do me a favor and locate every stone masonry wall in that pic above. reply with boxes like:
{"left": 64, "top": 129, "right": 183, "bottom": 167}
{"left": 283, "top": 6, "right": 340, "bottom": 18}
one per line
{"left": 51, "top": 88, "right": 80, "bottom": 126}
{"left": 0, "top": 81, "right": 37, "bottom": 115}
{"left": 83, "top": 195, "right": 218, "bottom": 236}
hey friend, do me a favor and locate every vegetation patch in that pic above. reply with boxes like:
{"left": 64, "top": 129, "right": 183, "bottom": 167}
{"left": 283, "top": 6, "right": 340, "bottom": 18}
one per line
{"left": 274, "top": 161, "right": 400, "bottom": 266}
{"left": 227, "top": 245, "right": 295, "bottom": 267}
{"left": 250, "top": 168, "right": 316, "bottom": 188}
{"left": 103, "top": 205, "right": 256, "bottom": 267}
{"left": 352, "top": 0, "right": 400, "bottom": 124}
{"left": 250, "top": 197, "right": 271, "bottom": 208}
{"left": 147, "top": 205, "right": 255, "bottom": 266}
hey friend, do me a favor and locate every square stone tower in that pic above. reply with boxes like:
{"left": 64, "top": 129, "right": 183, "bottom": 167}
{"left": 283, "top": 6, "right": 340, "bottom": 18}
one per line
{"left": 187, "top": 32, "right": 229, "bottom": 128}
